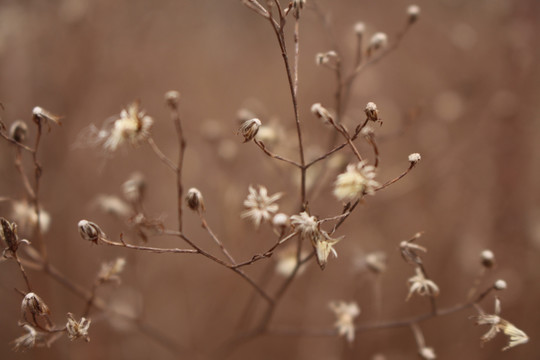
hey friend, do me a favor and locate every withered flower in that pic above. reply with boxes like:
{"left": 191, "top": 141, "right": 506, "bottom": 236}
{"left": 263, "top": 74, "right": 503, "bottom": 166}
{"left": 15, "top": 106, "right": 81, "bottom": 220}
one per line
{"left": 78, "top": 220, "right": 106, "bottom": 244}
{"left": 66, "top": 313, "right": 91, "bottom": 342}
{"left": 185, "top": 188, "right": 205, "bottom": 212}
{"left": 237, "top": 118, "right": 261, "bottom": 143}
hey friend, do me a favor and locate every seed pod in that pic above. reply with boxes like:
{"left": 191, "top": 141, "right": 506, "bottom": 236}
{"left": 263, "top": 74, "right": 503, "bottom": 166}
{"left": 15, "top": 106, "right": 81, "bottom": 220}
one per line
{"left": 237, "top": 118, "right": 261, "bottom": 143}
{"left": 78, "top": 220, "right": 105, "bottom": 244}
{"left": 0, "top": 217, "right": 19, "bottom": 253}
{"left": 364, "top": 102, "right": 380, "bottom": 122}
{"left": 185, "top": 188, "right": 205, "bottom": 212}
{"left": 21, "top": 292, "right": 50, "bottom": 317}
{"left": 9, "top": 121, "right": 28, "bottom": 143}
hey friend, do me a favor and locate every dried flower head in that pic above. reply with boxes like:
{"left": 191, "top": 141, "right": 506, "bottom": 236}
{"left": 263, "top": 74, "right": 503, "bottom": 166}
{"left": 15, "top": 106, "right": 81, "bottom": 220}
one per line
{"left": 164, "top": 90, "right": 181, "bottom": 107}
{"left": 12, "top": 324, "right": 39, "bottom": 352}
{"left": 103, "top": 101, "right": 154, "bottom": 151}
{"left": 311, "top": 103, "right": 334, "bottom": 124}
{"left": 78, "top": 220, "right": 106, "bottom": 244}
{"left": 1, "top": 217, "right": 19, "bottom": 255}
{"left": 241, "top": 185, "right": 282, "bottom": 228}
{"left": 291, "top": 0, "right": 306, "bottom": 17}
{"left": 9, "top": 120, "right": 28, "bottom": 143}
{"left": 290, "top": 211, "right": 318, "bottom": 240}
{"left": 66, "top": 313, "right": 91, "bottom": 342}
{"left": 272, "top": 213, "right": 289, "bottom": 229}
{"left": 407, "top": 5, "right": 421, "bottom": 24}
{"left": 329, "top": 301, "right": 360, "bottom": 343}
{"left": 98, "top": 258, "right": 126, "bottom": 284}
{"left": 21, "top": 292, "right": 50, "bottom": 318}
{"left": 365, "top": 102, "right": 380, "bottom": 122}
{"left": 400, "top": 233, "right": 426, "bottom": 265}
{"left": 406, "top": 267, "right": 440, "bottom": 300}
{"left": 315, "top": 51, "right": 338, "bottom": 66}
{"left": 186, "top": 187, "right": 205, "bottom": 212}
{"left": 494, "top": 279, "right": 507, "bottom": 291}
{"left": 32, "top": 106, "right": 61, "bottom": 125}
{"left": 369, "top": 32, "right": 388, "bottom": 51}
{"left": 334, "top": 161, "right": 379, "bottom": 200}
{"left": 419, "top": 347, "right": 436, "bottom": 359}
{"left": 94, "top": 195, "right": 131, "bottom": 218}
{"left": 481, "top": 249, "right": 495, "bottom": 268}
{"left": 354, "top": 22, "right": 366, "bottom": 36}
{"left": 313, "top": 231, "right": 342, "bottom": 270}
{"left": 237, "top": 118, "right": 261, "bottom": 143}
{"left": 365, "top": 251, "right": 387, "bottom": 274}
{"left": 122, "top": 172, "right": 146, "bottom": 204}
{"left": 12, "top": 201, "right": 51, "bottom": 234}
{"left": 408, "top": 153, "right": 421, "bottom": 164}
{"left": 472, "top": 297, "right": 529, "bottom": 351}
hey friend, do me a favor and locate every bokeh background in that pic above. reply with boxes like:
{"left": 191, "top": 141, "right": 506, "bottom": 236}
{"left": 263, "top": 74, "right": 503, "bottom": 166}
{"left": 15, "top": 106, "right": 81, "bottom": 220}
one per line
{"left": 0, "top": 0, "right": 538, "bottom": 359}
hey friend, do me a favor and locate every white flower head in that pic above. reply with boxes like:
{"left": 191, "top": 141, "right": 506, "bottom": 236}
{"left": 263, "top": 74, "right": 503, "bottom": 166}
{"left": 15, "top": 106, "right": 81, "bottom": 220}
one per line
{"left": 241, "top": 185, "right": 282, "bottom": 228}
{"left": 472, "top": 297, "right": 529, "bottom": 351}
{"left": 494, "top": 279, "right": 507, "bottom": 291}
{"left": 66, "top": 313, "right": 91, "bottom": 342}
{"left": 290, "top": 211, "right": 318, "bottom": 239}
{"left": 408, "top": 153, "right": 421, "bottom": 164}
{"left": 334, "top": 161, "right": 380, "bottom": 201}
{"left": 329, "top": 301, "right": 360, "bottom": 343}
{"left": 369, "top": 32, "right": 388, "bottom": 50}
{"left": 406, "top": 267, "right": 440, "bottom": 300}
{"left": 103, "top": 101, "right": 154, "bottom": 152}
{"left": 313, "top": 231, "right": 342, "bottom": 270}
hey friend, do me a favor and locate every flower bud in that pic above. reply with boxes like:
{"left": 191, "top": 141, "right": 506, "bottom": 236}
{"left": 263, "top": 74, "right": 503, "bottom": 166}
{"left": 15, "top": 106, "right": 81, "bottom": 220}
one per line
{"left": 272, "top": 213, "right": 289, "bottom": 228}
{"left": 237, "top": 118, "right": 261, "bottom": 143}
{"left": 311, "top": 103, "right": 333, "bottom": 124}
{"left": 369, "top": 32, "right": 388, "bottom": 51}
{"left": 21, "top": 292, "right": 50, "bottom": 317}
{"left": 481, "top": 249, "right": 495, "bottom": 268}
{"left": 78, "top": 220, "right": 105, "bottom": 244}
{"left": 32, "top": 106, "right": 61, "bottom": 125}
{"left": 0, "top": 217, "right": 19, "bottom": 253}
{"left": 9, "top": 121, "right": 28, "bottom": 143}
{"left": 122, "top": 172, "right": 146, "bottom": 204}
{"left": 185, "top": 188, "right": 205, "bottom": 212}
{"left": 408, "top": 153, "right": 421, "bottom": 164}
{"left": 407, "top": 5, "right": 421, "bottom": 24}
{"left": 354, "top": 22, "right": 366, "bottom": 36}
{"left": 494, "top": 279, "right": 507, "bottom": 290}
{"left": 165, "top": 90, "right": 181, "bottom": 107}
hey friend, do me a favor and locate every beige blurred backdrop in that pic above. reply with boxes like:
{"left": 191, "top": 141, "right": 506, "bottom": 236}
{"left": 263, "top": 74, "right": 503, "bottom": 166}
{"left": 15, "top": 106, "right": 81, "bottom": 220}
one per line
{"left": 0, "top": 0, "right": 539, "bottom": 359}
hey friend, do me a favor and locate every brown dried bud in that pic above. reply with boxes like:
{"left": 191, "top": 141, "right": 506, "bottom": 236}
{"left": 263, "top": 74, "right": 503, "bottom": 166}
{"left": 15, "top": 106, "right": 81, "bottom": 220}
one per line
{"left": 78, "top": 220, "right": 105, "bottom": 244}
{"left": 9, "top": 121, "right": 28, "bottom": 143}
{"left": 407, "top": 5, "right": 421, "bottom": 24}
{"left": 21, "top": 292, "right": 50, "bottom": 317}
{"left": 237, "top": 118, "right": 261, "bottom": 143}
{"left": 311, "top": 103, "right": 334, "bottom": 124}
{"left": 185, "top": 188, "right": 205, "bottom": 212}
{"left": 32, "top": 106, "right": 61, "bottom": 125}
{"left": 365, "top": 102, "right": 380, "bottom": 121}
{"left": 0, "top": 217, "right": 19, "bottom": 254}
{"left": 165, "top": 90, "right": 181, "bottom": 107}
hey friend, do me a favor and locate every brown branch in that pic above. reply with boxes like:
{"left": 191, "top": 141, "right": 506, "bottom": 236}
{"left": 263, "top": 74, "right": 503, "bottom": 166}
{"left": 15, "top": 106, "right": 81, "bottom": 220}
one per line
{"left": 147, "top": 137, "right": 177, "bottom": 172}
{"left": 254, "top": 139, "right": 301, "bottom": 167}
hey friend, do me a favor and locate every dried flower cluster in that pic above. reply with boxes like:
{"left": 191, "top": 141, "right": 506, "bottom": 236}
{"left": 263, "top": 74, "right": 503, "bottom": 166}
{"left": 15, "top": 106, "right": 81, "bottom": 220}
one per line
{"left": 334, "top": 161, "right": 380, "bottom": 200}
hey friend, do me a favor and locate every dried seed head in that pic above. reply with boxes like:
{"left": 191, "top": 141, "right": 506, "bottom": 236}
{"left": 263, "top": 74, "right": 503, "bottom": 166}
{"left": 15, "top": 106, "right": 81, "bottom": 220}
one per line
{"left": 165, "top": 90, "right": 181, "bottom": 107}
{"left": 365, "top": 251, "right": 387, "bottom": 274}
{"left": 122, "top": 172, "right": 146, "bottom": 204}
{"left": 66, "top": 313, "right": 91, "bottom": 342}
{"left": 494, "top": 279, "right": 507, "bottom": 291}
{"left": 78, "top": 220, "right": 105, "bottom": 244}
{"left": 365, "top": 102, "right": 380, "bottom": 121}
{"left": 408, "top": 153, "right": 421, "bottom": 164}
{"left": 407, "top": 5, "right": 421, "bottom": 24}
{"left": 95, "top": 195, "right": 131, "bottom": 218}
{"left": 311, "top": 103, "right": 333, "bottom": 124}
{"left": 237, "top": 118, "right": 261, "bottom": 143}
{"left": 185, "top": 188, "right": 205, "bottom": 212}
{"left": 354, "top": 22, "right": 366, "bottom": 36}
{"left": 9, "top": 120, "right": 28, "bottom": 143}
{"left": 12, "top": 324, "right": 39, "bottom": 352}
{"left": 103, "top": 101, "right": 154, "bottom": 152}
{"left": 32, "top": 106, "right": 62, "bottom": 125}
{"left": 406, "top": 267, "right": 440, "bottom": 300}
{"left": 241, "top": 185, "right": 282, "bottom": 228}
{"left": 21, "top": 292, "right": 50, "bottom": 317}
{"left": 334, "top": 161, "right": 379, "bottom": 200}
{"left": 272, "top": 213, "right": 289, "bottom": 228}
{"left": 1, "top": 217, "right": 19, "bottom": 254}
{"left": 369, "top": 32, "right": 388, "bottom": 51}
{"left": 98, "top": 258, "right": 126, "bottom": 284}
{"left": 481, "top": 249, "right": 495, "bottom": 268}
{"left": 315, "top": 51, "right": 338, "bottom": 65}
{"left": 329, "top": 301, "right": 360, "bottom": 343}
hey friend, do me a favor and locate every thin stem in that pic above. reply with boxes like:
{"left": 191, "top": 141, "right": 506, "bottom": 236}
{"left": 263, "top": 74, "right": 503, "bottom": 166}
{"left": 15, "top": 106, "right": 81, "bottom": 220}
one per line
{"left": 254, "top": 139, "right": 301, "bottom": 167}
{"left": 376, "top": 162, "right": 416, "bottom": 191}
{"left": 169, "top": 101, "right": 187, "bottom": 233}
{"left": 13, "top": 253, "right": 32, "bottom": 292}
{"left": 199, "top": 213, "right": 237, "bottom": 265}
{"left": 147, "top": 137, "right": 177, "bottom": 172}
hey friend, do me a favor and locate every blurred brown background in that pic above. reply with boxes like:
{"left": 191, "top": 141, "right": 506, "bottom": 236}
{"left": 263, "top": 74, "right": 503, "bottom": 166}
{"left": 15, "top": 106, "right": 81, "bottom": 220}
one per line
{"left": 0, "top": 0, "right": 539, "bottom": 359}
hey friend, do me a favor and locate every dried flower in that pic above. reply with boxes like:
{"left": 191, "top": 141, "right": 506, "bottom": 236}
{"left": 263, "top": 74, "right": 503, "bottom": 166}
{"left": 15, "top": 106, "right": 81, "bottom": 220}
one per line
{"left": 122, "top": 172, "right": 146, "bottom": 204}
{"left": 494, "top": 279, "right": 507, "bottom": 291}
{"left": 241, "top": 185, "right": 282, "bottom": 228}
{"left": 94, "top": 195, "right": 131, "bottom": 218}
{"left": 186, "top": 188, "right": 205, "bottom": 212}
{"left": 21, "top": 292, "right": 50, "bottom": 318}
{"left": 408, "top": 153, "right": 421, "bottom": 164}
{"left": 365, "top": 251, "right": 387, "bottom": 274}
{"left": 313, "top": 231, "right": 342, "bottom": 270}
{"left": 1, "top": 217, "right": 19, "bottom": 255}
{"left": 354, "top": 22, "right": 366, "bottom": 36}
{"left": 407, "top": 5, "right": 421, "bottom": 24}
{"left": 369, "top": 32, "right": 388, "bottom": 51}
{"left": 419, "top": 347, "right": 436, "bottom": 359}
{"left": 12, "top": 324, "right": 39, "bottom": 351}
{"left": 329, "top": 301, "right": 360, "bottom": 343}
{"left": 400, "top": 233, "right": 426, "bottom": 265}
{"left": 78, "top": 220, "right": 106, "bottom": 244}
{"left": 334, "top": 161, "right": 380, "bottom": 200}
{"left": 272, "top": 213, "right": 289, "bottom": 228}
{"left": 406, "top": 267, "right": 440, "bottom": 300}
{"left": 291, "top": 0, "right": 306, "bottom": 17}
{"left": 12, "top": 201, "right": 51, "bottom": 234}
{"left": 472, "top": 297, "right": 529, "bottom": 351}
{"left": 103, "top": 101, "right": 154, "bottom": 151}
{"left": 365, "top": 102, "right": 380, "bottom": 122}
{"left": 290, "top": 211, "right": 318, "bottom": 240}
{"left": 315, "top": 51, "right": 338, "bottom": 66}
{"left": 32, "top": 106, "right": 61, "bottom": 125}
{"left": 164, "top": 90, "right": 181, "bottom": 107}
{"left": 66, "top": 313, "right": 91, "bottom": 342}
{"left": 98, "top": 258, "right": 126, "bottom": 284}
{"left": 237, "top": 118, "right": 261, "bottom": 143}
{"left": 9, "top": 120, "right": 28, "bottom": 143}
{"left": 481, "top": 249, "right": 495, "bottom": 268}
{"left": 311, "top": 103, "right": 333, "bottom": 124}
